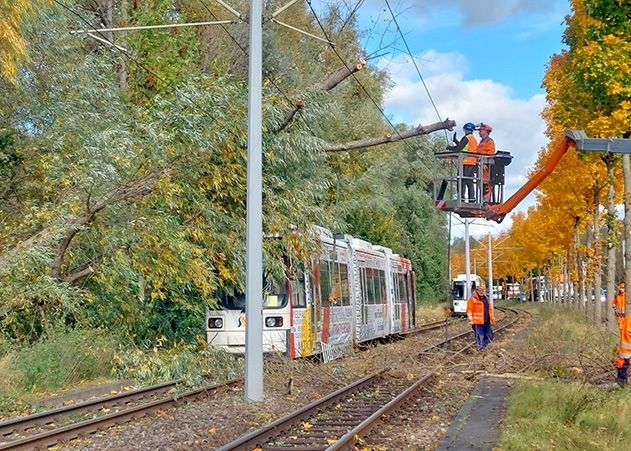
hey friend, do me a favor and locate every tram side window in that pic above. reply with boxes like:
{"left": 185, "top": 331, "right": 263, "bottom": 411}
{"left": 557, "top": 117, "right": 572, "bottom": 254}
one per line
{"left": 359, "top": 267, "right": 367, "bottom": 305}
{"left": 378, "top": 270, "right": 386, "bottom": 304}
{"left": 290, "top": 271, "right": 306, "bottom": 308}
{"left": 391, "top": 272, "right": 399, "bottom": 303}
{"left": 398, "top": 273, "right": 407, "bottom": 304}
{"left": 374, "top": 269, "right": 388, "bottom": 304}
{"left": 329, "top": 261, "right": 342, "bottom": 306}
{"left": 340, "top": 263, "right": 350, "bottom": 306}
{"left": 371, "top": 269, "right": 380, "bottom": 304}
{"left": 366, "top": 267, "right": 376, "bottom": 304}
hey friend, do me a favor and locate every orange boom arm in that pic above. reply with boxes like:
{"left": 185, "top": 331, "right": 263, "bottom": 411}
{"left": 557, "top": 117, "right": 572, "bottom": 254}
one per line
{"left": 485, "top": 136, "right": 575, "bottom": 223}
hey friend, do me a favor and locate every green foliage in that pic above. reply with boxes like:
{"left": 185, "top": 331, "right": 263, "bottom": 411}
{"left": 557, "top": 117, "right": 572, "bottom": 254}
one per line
{"left": 501, "top": 380, "right": 631, "bottom": 450}
{"left": 112, "top": 339, "right": 241, "bottom": 387}
{"left": 0, "top": 0, "right": 450, "bottom": 377}
{"left": 339, "top": 137, "right": 448, "bottom": 302}
{"left": 0, "top": 328, "right": 116, "bottom": 395}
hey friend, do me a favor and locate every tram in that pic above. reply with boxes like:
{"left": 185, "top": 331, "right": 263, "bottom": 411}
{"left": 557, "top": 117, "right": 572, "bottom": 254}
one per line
{"left": 450, "top": 273, "right": 483, "bottom": 316}
{"left": 205, "top": 226, "right": 416, "bottom": 362}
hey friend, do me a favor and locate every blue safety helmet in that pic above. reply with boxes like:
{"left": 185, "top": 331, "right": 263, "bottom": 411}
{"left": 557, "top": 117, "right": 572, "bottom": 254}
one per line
{"left": 463, "top": 122, "right": 476, "bottom": 132}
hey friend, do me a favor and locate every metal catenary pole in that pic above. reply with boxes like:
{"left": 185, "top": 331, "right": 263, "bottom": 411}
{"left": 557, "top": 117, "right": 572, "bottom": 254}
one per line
{"left": 447, "top": 213, "right": 452, "bottom": 284}
{"left": 245, "top": 0, "right": 264, "bottom": 401}
{"left": 488, "top": 232, "right": 493, "bottom": 303}
{"left": 465, "top": 219, "right": 471, "bottom": 300}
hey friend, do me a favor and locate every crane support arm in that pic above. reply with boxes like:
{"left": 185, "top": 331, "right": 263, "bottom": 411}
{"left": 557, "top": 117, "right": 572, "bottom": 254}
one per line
{"left": 486, "top": 134, "right": 576, "bottom": 223}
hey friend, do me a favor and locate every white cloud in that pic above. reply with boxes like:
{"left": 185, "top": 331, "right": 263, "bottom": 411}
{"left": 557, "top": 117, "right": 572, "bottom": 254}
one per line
{"left": 353, "top": 0, "right": 559, "bottom": 28}
{"left": 379, "top": 51, "right": 548, "bottom": 238}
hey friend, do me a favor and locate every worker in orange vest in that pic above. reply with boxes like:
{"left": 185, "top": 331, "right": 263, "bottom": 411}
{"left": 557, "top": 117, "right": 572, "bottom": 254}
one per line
{"left": 467, "top": 283, "right": 495, "bottom": 351}
{"left": 448, "top": 122, "right": 479, "bottom": 203}
{"left": 612, "top": 281, "right": 626, "bottom": 331}
{"left": 616, "top": 312, "right": 631, "bottom": 387}
{"left": 477, "top": 123, "right": 496, "bottom": 203}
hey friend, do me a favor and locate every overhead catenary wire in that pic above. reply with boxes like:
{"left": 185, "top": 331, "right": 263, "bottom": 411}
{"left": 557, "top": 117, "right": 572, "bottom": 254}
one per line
{"left": 50, "top": 0, "right": 274, "bottom": 216}
{"left": 382, "top": 0, "right": 449, "bottom": 143}
{"left": 197, "top": 0, "right": 320, "bottom": 138}
{"left": 306, "top": 0, "right": 423, "bottom": 156}
{"left": 339, "top": 0, "right": 366, "bottom": 34}
{"left": 53, "top": 0, "right": 238, "bottom": 130}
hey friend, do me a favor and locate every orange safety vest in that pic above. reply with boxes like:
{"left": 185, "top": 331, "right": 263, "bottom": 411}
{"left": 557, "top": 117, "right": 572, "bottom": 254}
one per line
{"left": 616, "top": 314, "right": 631, "bottom": 369}
{"left": 477, "top": 137, "right": 496, "bottom": 155}
{"left": 467, "top": 291, "right": 495, "bottom": 325}
{"left": 463, "top": 134, "right": 479, "bottom": 166}
{"left": 613, "top": 292, "right": 625, "bottom": 312}
{"left": 613, "top": 292, "right": 626, "bottom": 330}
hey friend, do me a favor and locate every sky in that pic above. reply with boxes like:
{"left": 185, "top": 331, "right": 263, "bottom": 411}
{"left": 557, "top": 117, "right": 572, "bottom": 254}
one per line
{"left": 320, "top": 0, "right": 571, "bottom": 239}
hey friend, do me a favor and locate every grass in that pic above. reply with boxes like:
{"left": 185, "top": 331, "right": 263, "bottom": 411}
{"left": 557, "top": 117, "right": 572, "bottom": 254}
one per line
{"left": 498, "top": 304, "right": 627, "bottom": 450}
{"left": 501, "top": 381, "right": 631, "bottom": 450}
{"left": 0, "top": 328, "right": 117, "bottom": 416}
{"left": 0, "top": 330, "right": 242, "bottom": 418}
{"left": 416, "top": 302, "right": 451, "bottom": 323}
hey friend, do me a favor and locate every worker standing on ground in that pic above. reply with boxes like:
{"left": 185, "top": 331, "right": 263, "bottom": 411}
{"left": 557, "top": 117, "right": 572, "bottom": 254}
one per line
{"left": 615, "top": 280, "right": 630, "bottom": 387}
{"left": 616, "top": 311, "right": 631, "bottom": 387}
{"left": 447, "top": 122, "right": 478, "bottom": 202}
{"left": 477, "top": 123, "right": 496, "bottom": 202}
{"left": 467, "top": 283, "right": 495, "bottom": 351}
{"left": 612, "top": 281, "right": 625, "bottom": 331}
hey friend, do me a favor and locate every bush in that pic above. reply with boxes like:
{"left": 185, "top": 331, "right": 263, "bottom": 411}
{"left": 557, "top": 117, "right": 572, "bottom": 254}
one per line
{"left": 112, "top": 338, "right": 241, "bottom": 387}
{"left": 0, "top": 328, "right": 117, "bottom": 396}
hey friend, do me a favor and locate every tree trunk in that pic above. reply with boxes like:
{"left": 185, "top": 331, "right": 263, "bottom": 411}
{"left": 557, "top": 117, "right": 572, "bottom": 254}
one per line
{"left": 117, "top": 0, "right": 128, "bottom": 91}
{"left": 324, "top": 119, "right": 455, "bottom": 152}
{"left": 586, "top": 222, "right": 593, "bottom": 318}
{"left": 605, "top": 155, "right": 617, "bottom": 331}
{"left": 567, "top": 249, "right": 573, "bottom": 307}
{"left": 576, "top": 220, "right": 586, "bottom": 311}
{"left": 623, "top": 154, "right": 631, "bottom": 314}
{"left": 593, "top": 181, "right": 602, "bottom": 324}
{"left": 557, "top": 256, "right": 565, "bottom": 305}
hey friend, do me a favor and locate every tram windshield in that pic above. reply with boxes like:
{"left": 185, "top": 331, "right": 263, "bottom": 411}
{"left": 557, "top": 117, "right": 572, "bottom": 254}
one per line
{"left": 451, "top": 281, "right": 466, "bottom": 300}
{"left": 217, "top": 279, "right": 288, "bottom": 310}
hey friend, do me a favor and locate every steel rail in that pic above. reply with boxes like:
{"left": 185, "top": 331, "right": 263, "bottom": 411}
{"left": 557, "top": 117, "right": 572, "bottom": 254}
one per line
{"left": 0, "top": 379, "right": 241, "bottom": 451}
{"left": 416, "top": 306, "right": 520, "bottom": 356}
{"left": 216, "top": 371, "right": 385, "bottom": 451}
{"left": 401, "top": 317, "right": 463, "bottom": 337}
{"left": 217, "top": 307, "right": 524, "bottom": 450}
{"left": 328, "top": 372, "right": 434, "bottom": 450}
{"left": 0, "top": 380, "right": 178, "bottom": 438}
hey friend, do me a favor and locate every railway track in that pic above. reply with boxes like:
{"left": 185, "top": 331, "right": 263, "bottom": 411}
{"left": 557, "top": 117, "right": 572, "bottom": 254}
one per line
{"left": 218, "top": 307, "right": 523, "bottom": 450}
{"left": 402, "top": 316, "right": 464, "bottom": 337}
{"left": 0, "top": 378, "right": 241, "bottom": 451}
{"left": 216, "top": 370, "right": 434, "bottom": 451}
{"left": 418, "top": 306, "right": 521, "bottom": 358}
{"left": 0, "top": 310, "right": 519, "bottom": 450}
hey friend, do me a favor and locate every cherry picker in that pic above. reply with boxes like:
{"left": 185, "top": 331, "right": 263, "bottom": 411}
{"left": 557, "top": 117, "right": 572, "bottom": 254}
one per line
{"left": 433, "top": 129, "right": 631, "bottom": 223}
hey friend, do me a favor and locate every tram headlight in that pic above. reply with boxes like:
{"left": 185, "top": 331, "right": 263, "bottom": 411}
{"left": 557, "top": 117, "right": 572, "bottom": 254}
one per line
{"left": 208, "top": 317, "right": 223, "bottom": 329}
{"left": 265, "top": 316, "right": 283, "bottom": 328}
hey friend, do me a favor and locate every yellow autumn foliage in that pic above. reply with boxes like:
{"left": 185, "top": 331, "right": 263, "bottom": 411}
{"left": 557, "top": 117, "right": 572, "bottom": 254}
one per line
{"left": 0, "top": 0, "right": 52, "bottom": 80}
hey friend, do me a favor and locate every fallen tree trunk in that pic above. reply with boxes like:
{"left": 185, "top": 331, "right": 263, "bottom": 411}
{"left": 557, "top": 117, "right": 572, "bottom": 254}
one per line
{"left": 324, "top": 119, "right": 455, "bottom": 152}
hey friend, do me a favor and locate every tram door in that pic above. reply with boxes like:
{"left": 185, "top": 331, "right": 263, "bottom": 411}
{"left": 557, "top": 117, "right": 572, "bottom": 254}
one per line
{"left": 359, "top": 265, "right": 368, "bottom": 330}
{"left": 408, "top": 271, "right": 417, "bottom": 328}
{"left": 289, "top": 261, "right": 316, "bottom": 358}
